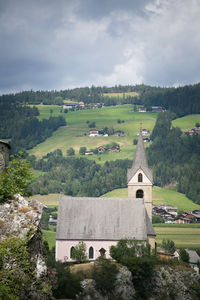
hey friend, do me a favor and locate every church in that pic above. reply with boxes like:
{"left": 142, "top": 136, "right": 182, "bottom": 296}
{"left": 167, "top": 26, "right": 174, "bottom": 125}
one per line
{"left": 56, "top": 131, "right": 156, "bottom": 262}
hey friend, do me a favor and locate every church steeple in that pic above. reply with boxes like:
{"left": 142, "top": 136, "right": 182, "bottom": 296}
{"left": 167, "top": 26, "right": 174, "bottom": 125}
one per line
{"left": 127, "top": 130, "right": 153, "bottom": 183}
{"left": 127, "top": 129, "right": 153, "bottom": 221}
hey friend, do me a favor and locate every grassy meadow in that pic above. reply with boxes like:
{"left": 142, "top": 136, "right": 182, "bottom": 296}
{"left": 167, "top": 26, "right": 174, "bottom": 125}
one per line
{"left": 172, "top": 114, "right": 200, "bottom": 130}
{"left": 154, "top": 224, "right": 200, "bottom": 248}
{"left": 29, "top": 105, "right": 158, "bottom": 162}
{"left": 103, "top": 91, "right": 139, "bottom": 98}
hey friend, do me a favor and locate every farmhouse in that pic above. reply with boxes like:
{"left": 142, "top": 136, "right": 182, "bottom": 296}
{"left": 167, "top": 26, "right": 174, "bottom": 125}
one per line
{"left": 89, "top": 129, "right": 99, "bottom": 137}
{"left": 56, "top": 131, "right": 156, "bottom": 262}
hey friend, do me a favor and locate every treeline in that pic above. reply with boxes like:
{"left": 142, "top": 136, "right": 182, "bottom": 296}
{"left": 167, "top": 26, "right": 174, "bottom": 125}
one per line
{"left": 1, "top": 83, "right": 200, "bottom": 116}
{"left": 0, "top": 100, "right": 66, "bottom": 154}
{"left": 0, "top": 84, "right": 152, "bottom": 106}
{"left": 140, "top": 83, "right": 200, "bottom": 117}
{"left": 147, "top": 112, "right": 200, "bottom": 204}
{"left": 30, "top": 150, "right": 131, "bottom": 196}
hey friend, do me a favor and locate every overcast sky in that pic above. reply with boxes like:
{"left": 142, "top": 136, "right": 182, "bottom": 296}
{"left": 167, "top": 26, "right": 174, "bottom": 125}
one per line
{"left": 1, "top": 0, "right": 200, "bottom": 94}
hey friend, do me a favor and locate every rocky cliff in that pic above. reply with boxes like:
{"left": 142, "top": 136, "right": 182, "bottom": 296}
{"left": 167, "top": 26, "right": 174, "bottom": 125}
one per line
{"left": 79, "top": 264, "right": 200, "bottom": 300}
{"left": 0, "top": 194, "right": 53, "bottom": 299}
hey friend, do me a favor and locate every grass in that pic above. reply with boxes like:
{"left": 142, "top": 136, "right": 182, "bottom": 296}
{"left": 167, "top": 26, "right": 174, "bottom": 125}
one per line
{"left": 28, "top": 105, "right": 157, "bottom": 162}
{"left": 103, "top": 186, "right": 200, "bottom": 212}
{"left": 103, "top": 92, "right": 139, "bottom": 98}
{"left": 154, "top": 224, "right": 200, "bottom": 248}
{"left": 28, "top": 193, "right": 62, "bottom": 206}
{"left": 172, "top": 114, "right": 200, "bottom": 131}
{"left": 42, "top": 229, "right": 56, "bottom": 249}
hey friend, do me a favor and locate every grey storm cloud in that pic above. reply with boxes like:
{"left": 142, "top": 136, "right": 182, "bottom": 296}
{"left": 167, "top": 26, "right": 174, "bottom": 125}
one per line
{"left": 0, "top": 0, "right": 200, "bottom": 94}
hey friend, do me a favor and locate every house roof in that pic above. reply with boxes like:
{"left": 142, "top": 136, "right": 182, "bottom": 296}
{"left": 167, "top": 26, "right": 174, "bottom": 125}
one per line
{"left": 56, "top": 197, "right": 155, "bottom": 241}
{"left": 127, "top": 131, "right": 153, "bottom": 182}
{"left": 186, "top": 250, "right": 200, "bottom": 264}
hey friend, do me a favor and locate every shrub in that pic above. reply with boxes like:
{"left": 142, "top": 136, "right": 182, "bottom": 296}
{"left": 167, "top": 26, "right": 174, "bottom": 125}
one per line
{"left": 0, "top": 151, "right": 33, "bottom": 201}
{"left": 92, "top": 258, "right": 118, "bottom": 295}
{"left": 72, "top": 241, "right": 88, "bottom": 263}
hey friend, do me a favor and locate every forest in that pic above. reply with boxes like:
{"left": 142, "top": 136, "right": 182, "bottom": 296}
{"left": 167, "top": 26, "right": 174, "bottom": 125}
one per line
{"left": 0, "top": 99, "right": 66, "bottom": 154}
{"left": 147, "top": 111, "right": 200, "bottom": 204}
{"left": 1, "top": 82, "right": 200, "bottom": 116}
{"left": 30, "top": 151, "right": 131, "bottom": 196}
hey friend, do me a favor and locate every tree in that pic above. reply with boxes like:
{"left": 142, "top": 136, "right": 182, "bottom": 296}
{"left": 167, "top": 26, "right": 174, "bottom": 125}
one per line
{"left": 0, "top": 151, "right": 33, "bottom": 201}
{"left": 161, "top": 239, "right": 176, "bottom": 254}
{"left": 72, "top": 241, "right": 87, "bottom": 263}
{"left": 110, "top": 238, "right": 150, "bottom": 262}
{"left": 67, "top": 148, "right": 75, "bottom": 156}
{"left": 133, "top": 139, "right": 137, "bottom": 145}
{"left": 92, "top": 258, "right": 118, "bottom": 295}
{"left": 179, "top": 248, "right": 189, "bottom": 263}
{"left": 79, "top": 147, "right": 86, "bottom": 155}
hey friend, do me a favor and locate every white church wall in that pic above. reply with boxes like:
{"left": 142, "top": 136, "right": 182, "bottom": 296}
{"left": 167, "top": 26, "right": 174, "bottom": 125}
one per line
{"left": 56, "top": 240, "right": 118, "bottom": 262}
{"left": 129, "top": 168, "right": 152, "bottom": 184}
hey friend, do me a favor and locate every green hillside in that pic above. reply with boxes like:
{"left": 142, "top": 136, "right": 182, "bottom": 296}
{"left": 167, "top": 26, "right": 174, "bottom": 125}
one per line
{"left": 29, "top": 105, "right": 157, "bottom": 162}
{"left": 103, "top": 186, "right": 200, "bottom": 212}
{"left": 172, "top": 114, "right": 200, "bottom": 130}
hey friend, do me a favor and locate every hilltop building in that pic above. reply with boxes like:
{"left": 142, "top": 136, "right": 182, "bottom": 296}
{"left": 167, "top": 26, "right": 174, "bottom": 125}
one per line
{"left": 56, "top": 131, "right": 155, "bottom": 262}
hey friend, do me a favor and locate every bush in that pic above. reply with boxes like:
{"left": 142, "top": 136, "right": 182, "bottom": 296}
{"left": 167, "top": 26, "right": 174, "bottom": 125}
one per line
{"left": 179, "top": 248, "right": 189, "bottom": 263}
{"left": 0, "top": 151, "right": 33, "bottom": 201}
{"left": 67, "top": 147, "right": 75, "bottom": 156}
{"left": 72, "top": 241, "right": 88, "bottom": 263}
{"left": 161, "top": 239, "right": 176, "bottom": 254}
{"left": 92, "top": 258, "right": 118, "bottom": 295}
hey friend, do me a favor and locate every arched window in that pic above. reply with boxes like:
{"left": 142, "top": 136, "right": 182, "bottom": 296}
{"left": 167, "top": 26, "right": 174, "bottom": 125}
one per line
{"left": 136, "top": 189, "right": 144, "bottom": 198}
{"left": 89, "top": 246, "right": 94, "bottom": 259}
{"left": 70, "top": 246, "right": 75, "bottom": 258}
{"left": 138, "top": 173, "right": 143, "bottom": 182}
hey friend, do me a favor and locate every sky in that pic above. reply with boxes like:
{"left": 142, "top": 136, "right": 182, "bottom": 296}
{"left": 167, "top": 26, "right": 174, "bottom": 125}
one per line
{"left": 1, "top": 0, "right": 200, "bottom": 94}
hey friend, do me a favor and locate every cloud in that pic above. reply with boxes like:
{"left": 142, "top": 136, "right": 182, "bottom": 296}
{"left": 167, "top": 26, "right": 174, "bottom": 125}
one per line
{"left": 0, "top": 0, "right": 200, "bottom": 93}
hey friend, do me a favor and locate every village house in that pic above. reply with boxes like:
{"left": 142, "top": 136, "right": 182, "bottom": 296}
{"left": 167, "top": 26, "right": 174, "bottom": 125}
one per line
{"left": 174, "top": 250, "right": 200, "bottom": 274}
{"left": 98, "top": 146, "right": 105, "bottom": 153}
{"left": 109, "top": 146, "right": 120, "bottom": 152}
{"left": 160, "top": 205, "right": 178, "bottom": 216}
{"left": 139, "top": 106, "right": 147, "bottom": 112}
{"left": 89, "top": 129, "right": 99, "bottom": 137}
{"left": 113, "top": 130, "right": 125, "bottom": 137}
{"left": 63, "top": 103, "right": 78, "bottom": 109}
{"left": 85, "top": 150, "right": 93, "bottom": 155}
{"left": 141, "top": 129, "right": 150, "bottom": 137}
{"left": 184, "top": 128, "right": 200, "bottom": 135}
{"left": 151, "top": 106, "right": 164, "bottom": 112}
{"left": 56, "top": 131, "right": 156, "bottom": 262}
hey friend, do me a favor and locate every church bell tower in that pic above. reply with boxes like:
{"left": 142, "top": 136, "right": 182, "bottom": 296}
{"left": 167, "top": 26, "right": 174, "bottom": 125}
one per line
{"left": 127, "top": 130, "right": 153, "bottom": 221}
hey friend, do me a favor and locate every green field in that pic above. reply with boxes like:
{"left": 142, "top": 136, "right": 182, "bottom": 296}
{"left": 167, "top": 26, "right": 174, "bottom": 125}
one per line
{"left": 154, "top": 224, "right": 200, "bottom": 248}
{"left": 29, "top": 105, "right": 157, "bottom": 162}
{"left": 172, "top": 114, "right": 200, "bottom": 131}
{"left": 103, "top": 92, "right": 139, "bottom": 98}
{"left": 42, "top": 229, "right": 56, "bottom": 249}
{"left": 103, "top": 186, "right": 200, "bottom": 212}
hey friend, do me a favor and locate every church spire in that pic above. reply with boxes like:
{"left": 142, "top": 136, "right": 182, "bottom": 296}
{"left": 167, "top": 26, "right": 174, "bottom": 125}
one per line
{"left": 127, "top": 130, "right": 153, "bottom": 183}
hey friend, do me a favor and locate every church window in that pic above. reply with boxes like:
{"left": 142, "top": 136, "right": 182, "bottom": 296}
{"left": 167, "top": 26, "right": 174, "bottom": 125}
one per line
{"left": 89, "top": 246, "right": 94, "bottom": 259}
{"left": 138, "top": 173, "right": 143, "bottom": 182}
{"left": 136, "top": 189, "right": 144, "bottom": 198}
{"left": 70, "top": 246, "right": 75, "bottom": 258}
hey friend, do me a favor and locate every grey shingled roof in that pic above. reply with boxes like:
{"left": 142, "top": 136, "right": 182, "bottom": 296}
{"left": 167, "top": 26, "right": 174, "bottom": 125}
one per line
{"left": 56, "top": 197, "right": 155, "bottom": 240}
{"left": 127, "top": 131, "right": 153, "bottom": 183}
{"left": 186, "top": 250, "right": 200, "bottom": 264}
